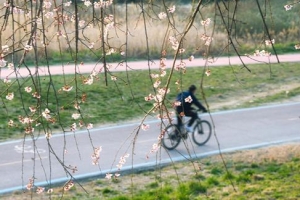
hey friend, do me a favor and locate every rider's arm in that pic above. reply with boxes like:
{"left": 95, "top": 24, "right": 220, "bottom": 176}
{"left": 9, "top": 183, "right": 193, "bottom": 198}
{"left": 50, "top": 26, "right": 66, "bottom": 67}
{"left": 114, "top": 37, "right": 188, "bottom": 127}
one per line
{"left": 191, "top": 93, "right": 207, "bottom": 112}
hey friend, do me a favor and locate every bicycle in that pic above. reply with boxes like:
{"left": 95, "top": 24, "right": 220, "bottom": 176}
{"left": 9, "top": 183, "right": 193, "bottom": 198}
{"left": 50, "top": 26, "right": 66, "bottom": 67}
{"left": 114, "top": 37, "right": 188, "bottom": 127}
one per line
{"left": 162, "top": 111, "right": 212, "bottom": 150}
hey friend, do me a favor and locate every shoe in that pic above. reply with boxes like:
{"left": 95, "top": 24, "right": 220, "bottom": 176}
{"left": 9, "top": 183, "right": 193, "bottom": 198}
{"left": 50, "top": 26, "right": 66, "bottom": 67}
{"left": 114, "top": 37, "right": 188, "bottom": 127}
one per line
{"left": 185, "top": 125, "right": 193, "bottom": 132}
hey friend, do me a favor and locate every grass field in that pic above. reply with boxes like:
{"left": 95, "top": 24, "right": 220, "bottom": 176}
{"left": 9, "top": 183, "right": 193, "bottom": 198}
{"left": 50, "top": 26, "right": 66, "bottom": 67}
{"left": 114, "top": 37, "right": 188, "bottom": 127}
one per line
{"left": 2, "top": 143, "right": 300, "bottom": 199}
{"left": 1, "top": 62, "right": 300, "bottom": 141}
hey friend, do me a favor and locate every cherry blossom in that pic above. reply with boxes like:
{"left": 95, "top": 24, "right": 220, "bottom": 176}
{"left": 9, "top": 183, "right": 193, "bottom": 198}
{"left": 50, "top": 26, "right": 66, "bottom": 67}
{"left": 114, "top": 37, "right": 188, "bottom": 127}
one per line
{"left": 79, "top": 20, "right": 86, "bottom": 28}
{"left": 253, "top": 49, "right": 271, "bottom": 57}
{"left": 25, "top": 126, "right": 34, "bottom": 134}
{"left": 0, "top": 58, "right": 7, "bottom": 67}
{"left": 153, "top": 80, "right": 161, "bottom": 88}
{"left": 26, "top": 178, "right": 34, "bottom": 190}
{"left": 43, "top": 1, "right": 52, "bottom": 9}
{"left": 91, "top": 146, "right": 102, "bottom": 165}
{"left": 24, "top": 45, "right": 33, "bottom": 51}
{"left": 25, "top": 86, "right": 32, "bottom": 93}
{"left": 201, "top": 18, "right": 211, "bottom": 26}
{"left": 111, "top": 76, "right": 117, "bottom": 81}
{"left": 116, "top": 153, "right": 129, "bottom": 170}
{"left": 79, "top": 120, "right": 84, "bottom": 127}
{"left": 72, "top": 113, "right": 81, "bottom": 120}
{"left": 84, "top": 0, "right": 92, "bottom": 7}
{"left": 174, "top": 101, "right": 181, "bottom": 107}
{"left": 3, "top": 77, "right": 11, "bottom": 84}
{"left": 145, "top": 93, "right": 155, "bottom": 101}
{"left": 114, "top": 173, "right": 120, "bottom": 178}
{"left": 6, "top": 92, "right": 14, "bottom": 100}
{"left": 150, "top": 73, "right": 159, "bottom": 79}
{"left": 42, "top": 108, "right": 51, "bottom": 120}
{"left": 169, "top": 36, "right": 179, "bottom": 50}
{"left": 160, "top": 58, "right": 167, "bottom": 68}
{"left": 205, "top": 69, "right": 211, "bottom": 76}
{"left": 19, "top": 116, "right": 33, "bottom": 124}
{"left": 87, "top": 123, "right": 93, "bottom": 129}
{"left": 88, "top": 42, "right": 95, "bottom": 49}
{"left": 160, "top": 70, "right": 167, "bottom": 77}
{"left": 32, "top": 92, "right": 41, "bottom": 98}
{"left": 2, "top": 45, "right": 9, "bottom": 52}
{"left": 29, "top": 106, "right": 37, "bottom": 113}
{"left": 62, "top": 85, "right": 73, "bottom": 92}
{"left": 7, "top": 63, "right": 14, "bottom": 69}
{"left": 36, "top": 187, "right": 45, "bottom": 194}
{"left": 105, "top": 173, "right": 113, "bottom": 179}
{"left": 175, "top": 61, "right": 186, "bottom": 71}
{"left": 8, "top": 119, "right": 14, "bottom": 127}
{"left": 265, "top": 39, "right": 275, "bottom": 46}
{"left": 84, "top": 75, "right": 94, "bottom": 85}
{"left": 47, "top": 189, "right": 53, "bottom": 193}
{"left": 74, "top": 103, "right": 80, "bottom": 110}
{"left": 63, "top": 180, "right": 74, "bottom": 191}
{"left": 179, "top": 48, "right": 185, "bottom": 54}
{"left": 64, "top": 1, "right": 72, "bottom": 7}
{"left": 141, "top": 124, "right": 150, "bottom": 131}
{"left": 57, "top": 31, "right": 66, "bottom": 38}
{"left": 158, "top": 87, "right": 170, "bottom": 95}
{"left": 70, "top": 123, "right": 77, "bottom": 132}
{"left": 150, "top": 143, "right": 160, "bottom": 153}
{"left": 200, "top": 34, "right": 213, "bottom": 46}
{"left": 3, "top": 2, "right": 10, "bottom": 7}
{"left": 284, "top": 4, "right": 293, "bottom": 11}
{"left": 158, "top": 12, "right": 167, "bottom": 19}
{"left": 168, "top": 5, "right": 176, "bottom": 13}
{"left": 189, "top": 55, "right": 194, "bottom": 61}
{"left": 45, "top": 132, "right": 52, "bottom": 139}
{"left": 44, "top": 12, "right": 54, "bottom": 19}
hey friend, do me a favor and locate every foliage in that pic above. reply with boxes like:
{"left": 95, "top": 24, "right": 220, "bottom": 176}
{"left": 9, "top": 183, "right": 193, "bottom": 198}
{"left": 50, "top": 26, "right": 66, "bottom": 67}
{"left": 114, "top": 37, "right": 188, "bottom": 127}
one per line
{"left": 0, "top": 0, "right": 300, "bottom": 198}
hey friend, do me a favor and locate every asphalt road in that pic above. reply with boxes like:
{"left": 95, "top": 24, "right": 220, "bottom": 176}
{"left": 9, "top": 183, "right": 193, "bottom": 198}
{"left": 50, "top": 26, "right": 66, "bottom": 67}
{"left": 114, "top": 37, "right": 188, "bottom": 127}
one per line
{"left": 1, "top": 102, "right": 299, "bottom": 194}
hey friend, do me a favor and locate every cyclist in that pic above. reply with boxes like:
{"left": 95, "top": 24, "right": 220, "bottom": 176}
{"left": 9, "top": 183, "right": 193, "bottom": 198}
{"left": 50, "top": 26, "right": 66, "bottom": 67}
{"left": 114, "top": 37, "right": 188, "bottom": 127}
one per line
{"left": 175, "top": 85, "right": 207, "bottom": 132}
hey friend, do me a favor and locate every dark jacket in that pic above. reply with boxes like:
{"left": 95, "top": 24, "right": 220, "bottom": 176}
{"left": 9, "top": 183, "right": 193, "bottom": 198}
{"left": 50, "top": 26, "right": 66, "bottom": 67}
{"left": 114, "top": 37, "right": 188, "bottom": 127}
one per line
{"left": 176, "top": 91, "right": 206, "bottom": 112}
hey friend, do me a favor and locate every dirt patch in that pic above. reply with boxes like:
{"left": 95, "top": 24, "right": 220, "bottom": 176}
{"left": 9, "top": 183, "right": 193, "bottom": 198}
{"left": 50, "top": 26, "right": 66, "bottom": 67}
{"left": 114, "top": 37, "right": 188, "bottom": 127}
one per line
{"left": 208, "top": 142, "right": 300, "bottom": 164}
{"left": 208, "top": 83, "right": 300, "bottom": 110}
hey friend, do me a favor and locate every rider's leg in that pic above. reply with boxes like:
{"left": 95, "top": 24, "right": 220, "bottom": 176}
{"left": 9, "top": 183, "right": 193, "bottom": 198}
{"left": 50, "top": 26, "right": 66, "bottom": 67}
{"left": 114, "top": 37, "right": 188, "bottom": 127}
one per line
{"left": 176, "top": 108, "right": 183, "bottom": 127}
{"left": 185, "top": 110, "right": 197, "bottom": 131}
{"left": 176, "top": 109, "right": 186, "bottom": 133}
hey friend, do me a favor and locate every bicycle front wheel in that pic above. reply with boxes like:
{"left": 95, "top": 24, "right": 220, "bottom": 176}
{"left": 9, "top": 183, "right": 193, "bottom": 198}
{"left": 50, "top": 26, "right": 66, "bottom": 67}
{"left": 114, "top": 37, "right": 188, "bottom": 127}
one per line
{"left": 192, "top": 120, "right": 212, "bottom": 146}
{"left": 162, "top": 125, "right": 181, "bottom": 150}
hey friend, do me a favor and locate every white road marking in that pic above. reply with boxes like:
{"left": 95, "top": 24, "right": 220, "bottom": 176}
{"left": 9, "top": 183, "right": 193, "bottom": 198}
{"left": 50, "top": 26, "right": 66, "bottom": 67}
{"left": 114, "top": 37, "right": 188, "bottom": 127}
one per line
{"left": 14, "top": 145, "right": 46, "bottom": 154}
{"left": 0, "top": 156, "right": 47, "bottom": 167}
{"left": 287, "top": 118, "right": 299, "bottom": 121}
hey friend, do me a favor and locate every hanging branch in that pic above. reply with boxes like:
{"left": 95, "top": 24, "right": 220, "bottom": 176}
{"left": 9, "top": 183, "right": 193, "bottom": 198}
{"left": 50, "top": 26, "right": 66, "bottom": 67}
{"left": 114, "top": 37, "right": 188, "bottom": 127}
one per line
{"left": 256, "top": 0, "right": 280, "bottom": 63}
{"left": 216, "top": 2, "right": 251, "bottom": 72}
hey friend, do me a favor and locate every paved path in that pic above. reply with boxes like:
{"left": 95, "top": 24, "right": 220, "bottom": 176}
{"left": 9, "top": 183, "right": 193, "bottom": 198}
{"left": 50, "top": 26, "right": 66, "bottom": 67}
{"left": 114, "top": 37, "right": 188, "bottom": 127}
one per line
{"left": 0, "top": 102, "right": 299, "bottom": 194}
{"left": 1, "top": 53, "right": 300, "bottom": 78}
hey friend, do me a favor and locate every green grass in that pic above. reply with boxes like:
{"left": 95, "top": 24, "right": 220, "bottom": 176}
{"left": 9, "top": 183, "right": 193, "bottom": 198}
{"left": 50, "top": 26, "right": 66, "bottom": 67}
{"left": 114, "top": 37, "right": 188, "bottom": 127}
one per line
{"left": 5, "top": 147, "right": 299, "bottom": 200}
{"left": 1, "top": 62, "right": 300, "bottom": 141}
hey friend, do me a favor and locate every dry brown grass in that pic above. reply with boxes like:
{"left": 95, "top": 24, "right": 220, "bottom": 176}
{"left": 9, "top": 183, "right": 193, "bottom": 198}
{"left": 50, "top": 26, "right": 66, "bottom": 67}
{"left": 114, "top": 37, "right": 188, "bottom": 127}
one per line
{"left": 209, "top": 143, "right": 300, "bottom": 164}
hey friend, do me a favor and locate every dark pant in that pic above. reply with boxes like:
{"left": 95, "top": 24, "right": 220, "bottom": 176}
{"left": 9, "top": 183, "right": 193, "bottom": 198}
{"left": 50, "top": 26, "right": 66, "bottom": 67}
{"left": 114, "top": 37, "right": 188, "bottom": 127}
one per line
{"left": 176, "top": 109, "right": 198, "bottom": 127}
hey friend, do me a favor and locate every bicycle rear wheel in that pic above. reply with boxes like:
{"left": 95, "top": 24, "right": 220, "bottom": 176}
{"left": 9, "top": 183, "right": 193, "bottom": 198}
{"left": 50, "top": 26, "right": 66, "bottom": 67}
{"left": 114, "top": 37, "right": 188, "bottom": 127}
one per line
{"left": 192, "top": 120, "right": 212, "bottom": 146}
{"left": 162, "top": 124, "right": 181, "bottom": 150}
